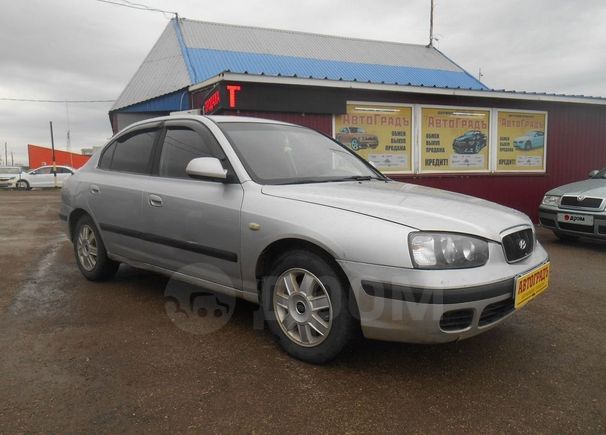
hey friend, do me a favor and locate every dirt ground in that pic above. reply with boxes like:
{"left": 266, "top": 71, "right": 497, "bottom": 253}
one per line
{"left": 0, "top": 190, "right": 604, "bottom": 434}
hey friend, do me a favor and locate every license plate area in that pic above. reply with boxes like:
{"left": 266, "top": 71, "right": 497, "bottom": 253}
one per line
{"left": 515, "top": 262, "right": 550, "bottom": 309}
{"left": 557, "top": 213, "right": 593, "bottom": 226}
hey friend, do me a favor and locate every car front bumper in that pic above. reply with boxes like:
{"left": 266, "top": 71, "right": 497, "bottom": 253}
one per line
{"left": 539, "top": 206, "right": 606, "bottom": 239}
{"left": 337, "top": 242, "right": 549, "bottom": 343}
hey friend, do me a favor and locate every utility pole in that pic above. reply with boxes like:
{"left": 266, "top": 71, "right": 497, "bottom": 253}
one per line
{"left": 428, "top": 0, "right": 434, "bottom": 46}
{"left": 4, "top": 142, "right": 7, "bottom": 167}
{"left": 11, "top": 151, "right": 14, "bottom": 166}
{"left": 50, "top": 121, "right": 57, "bottom": 188}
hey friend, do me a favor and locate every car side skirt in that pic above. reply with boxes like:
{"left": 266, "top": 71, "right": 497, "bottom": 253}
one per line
{"left": 108, "top": 253, "right": 259, "bottom": 304}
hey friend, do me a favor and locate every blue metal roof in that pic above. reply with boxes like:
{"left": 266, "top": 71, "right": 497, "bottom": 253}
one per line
{"left": 184, "top": 47, "right": 488, "bottom": 90}
{"left": 119, "top": 89, "right": 190, "bottom": 113}
{"left": 113, "top": 19, "right": 488, "bottom": 111}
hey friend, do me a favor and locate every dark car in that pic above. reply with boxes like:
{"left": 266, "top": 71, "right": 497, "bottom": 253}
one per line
{"left": 452, "top": 130, "right": 487, "bottom": 154}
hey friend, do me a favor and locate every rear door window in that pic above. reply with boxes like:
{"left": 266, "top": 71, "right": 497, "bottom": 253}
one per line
{"left": 110, "top": 129, "right": 157, "bottom": 174}
{"left": 98, "top": 142, "right": 116, "bottom": 169}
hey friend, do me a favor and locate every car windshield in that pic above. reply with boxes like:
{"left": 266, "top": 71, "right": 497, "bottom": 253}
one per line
{"left": 220, "top": 122, "right": 383, "bottom": 185}
{"left": 591, "top": 168, "right": 606, "bottom": 179}
{"left": 1, "top": 168, "right": 21, "bottom": 174}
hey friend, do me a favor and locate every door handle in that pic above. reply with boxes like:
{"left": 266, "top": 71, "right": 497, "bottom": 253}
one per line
{"left": 90, "top": 184, "right": 100, "bottom": 194}
{"left": 149, "top": 194, "right": 163, "bottom": 207}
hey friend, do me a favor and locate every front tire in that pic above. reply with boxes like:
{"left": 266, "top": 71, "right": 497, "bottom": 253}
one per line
{"left": 73, "top": 215, "right": 119, "bottom": 281}
{"left": 261, "top": 250, "right": 356, "bottom": 364}
{"left": 16, "top": 180, "right": 29, "bottom": 190}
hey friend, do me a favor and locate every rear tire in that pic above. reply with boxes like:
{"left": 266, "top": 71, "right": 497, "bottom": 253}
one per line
{"left": 553, "top": 231, "right": 579, "bottom": 242}
{"left": 73, "top": 215, "right": 119, "bottom": 281}
{"left": 261, "top": 250, "right": 356, "bottom": 364}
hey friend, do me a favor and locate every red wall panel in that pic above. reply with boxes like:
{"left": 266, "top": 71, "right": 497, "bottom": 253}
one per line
{"left": 224, "top": 110, "right": 333, "bottom": 135}
{"left": 28, "top": 144, "right": 91, "bottom": 169}
{"left": 227, "top": 102, "right": 606, "bottom": 223}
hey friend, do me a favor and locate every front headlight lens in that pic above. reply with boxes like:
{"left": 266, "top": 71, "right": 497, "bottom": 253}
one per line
{"left": 541, "top": 195, "right": 560, "bottom": 206}
{"left": 409, "top": 232, "right": 489, "bottom": 269}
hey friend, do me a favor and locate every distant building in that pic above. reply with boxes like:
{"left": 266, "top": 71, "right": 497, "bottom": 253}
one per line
{"left": 109, "top": 18, "right": 606, "bottom": 221}
{"left": 28, "top": 144, "right": 91, "bottom": 169}
{"left": 81, "top": 146, "right": 102, "bottom": 156}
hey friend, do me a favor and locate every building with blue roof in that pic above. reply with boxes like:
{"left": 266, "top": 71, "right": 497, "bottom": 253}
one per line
{"left": 110, "top": 18, "right": 487, "bottom": 128}
{"left": 109, "top": 18, "right": 606, "bottom": 222}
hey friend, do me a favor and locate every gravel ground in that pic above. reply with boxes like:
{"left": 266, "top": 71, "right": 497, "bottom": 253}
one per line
{"left": 0, "top": 190, "right": 604, "bottom": 434}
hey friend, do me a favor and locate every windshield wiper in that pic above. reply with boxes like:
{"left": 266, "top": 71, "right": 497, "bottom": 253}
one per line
{"left": 276, "top": 175, "right": 384, "bottom": 185}
{"left": 277, "top": 178, "right": 346, "bottom": 185}
{"left": 335, "top": 175, "right": 379, "bottom": 181}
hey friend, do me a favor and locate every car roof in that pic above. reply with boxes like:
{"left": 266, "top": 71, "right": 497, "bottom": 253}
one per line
{"left": 128, "top": 114, "right": 296, "bottom": 129}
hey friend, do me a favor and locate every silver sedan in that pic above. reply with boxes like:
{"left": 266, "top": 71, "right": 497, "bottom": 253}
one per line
{"left": 60, "top": 115, "right": 550, "bottom": 363}
{"left": 539, "top": 167, "right": 606, "bottom": 241}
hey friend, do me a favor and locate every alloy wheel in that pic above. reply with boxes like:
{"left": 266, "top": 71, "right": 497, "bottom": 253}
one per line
{"left": 273, "top": 268, "right": 333, "bottom": 347}
{"left": 77, "top": 224, "right": 98, "bottom": 271}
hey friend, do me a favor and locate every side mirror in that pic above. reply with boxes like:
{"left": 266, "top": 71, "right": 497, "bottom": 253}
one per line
{"left": 588, "top": 169, "right": 599, "bottom": 178}
{"left": 186, "top": 157, "right": 227, "bottom": 180}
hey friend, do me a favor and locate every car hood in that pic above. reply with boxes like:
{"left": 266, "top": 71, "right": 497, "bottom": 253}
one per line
{"left": 262, "top": 180, "right": 531, "bottom": 241}
{"left": 547, "top": 179, "right": 606, "bottom": 197}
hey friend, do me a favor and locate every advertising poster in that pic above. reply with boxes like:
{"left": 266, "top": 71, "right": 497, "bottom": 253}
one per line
{"left": 496, "top": 111, "right": 547, "bottom": 171}
{"left": 420, "top": 107, "right": 490, "bottom": 172}
{"left": 334, "top": 103, "right": 412, "bottom": 173}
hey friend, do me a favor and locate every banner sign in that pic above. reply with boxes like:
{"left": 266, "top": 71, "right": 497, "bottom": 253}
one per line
{"left": 334, "top": 103, "right": 413, "bottom": 173}
{"left": 496, "top": 111, "right": 547, "bottom": 171}
{"left": 419, "top": 107, "right": 490, "bottom": 172}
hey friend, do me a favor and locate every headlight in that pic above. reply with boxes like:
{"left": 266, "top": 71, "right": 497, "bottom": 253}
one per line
{"left": 409, "top": 232, "right": 489, "bottom": 269}
{"left": 541, "top": 195, "right": 560, "bottom": 206}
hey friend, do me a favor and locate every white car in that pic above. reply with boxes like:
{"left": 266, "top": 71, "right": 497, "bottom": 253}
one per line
{"left": 0, "top": 166, "right": 23, "bottom": 188}
{"left": 14, "top": 165, "right": 75, "bottom": 190}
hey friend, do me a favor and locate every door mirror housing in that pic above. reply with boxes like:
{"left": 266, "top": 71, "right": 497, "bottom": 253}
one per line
{"left": 588, "top": 169, "right": 599, "bottom": 178}
{"left": 186, "top": 157, "right": 227, "bottom": 180}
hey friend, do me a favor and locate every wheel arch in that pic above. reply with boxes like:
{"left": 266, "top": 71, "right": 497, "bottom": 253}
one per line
{"left": 254, "top": 237, "right": 360, "bottom": 319}
{"left": 68, "top": 208, "right": 93, "bottom": 241}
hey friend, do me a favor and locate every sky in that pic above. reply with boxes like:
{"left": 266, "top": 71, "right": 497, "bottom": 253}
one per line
{"left": 1, "top": 0, "right": 605, "bottom": 166}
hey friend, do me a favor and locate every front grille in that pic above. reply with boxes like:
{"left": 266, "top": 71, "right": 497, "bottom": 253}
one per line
{"left": 558, "top": 222, "right": 594, "bottom": 234}
{"left": 502, "top": 228, "right": 534, "bottom": 263}
{"left": 540, "top": 217, "right": 556, "bottom": 228}
{"left": 561, "top": 196, "right": 603, "bottom": 209}
{"left": 479, "top": 298, "right": 515, "bottom": 326}
{"left": 599, "top": 225, "right": 606, "bottom": 235}
{"left": 440, "top": 309, "right": 474, "bottom": 331}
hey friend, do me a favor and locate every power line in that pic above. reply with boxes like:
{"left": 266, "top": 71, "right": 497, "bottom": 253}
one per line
{"left": 94, "top": 0, "right": 177, "bottom": 18}
{"left": 0, "top": 98, "right": 114, "bottom": 103}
